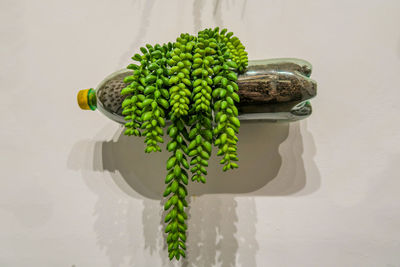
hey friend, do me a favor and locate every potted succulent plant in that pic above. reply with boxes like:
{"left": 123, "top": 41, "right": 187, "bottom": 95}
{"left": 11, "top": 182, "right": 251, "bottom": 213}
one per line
{"left": 77, "top": 27, "right": 317, "bottom": 261}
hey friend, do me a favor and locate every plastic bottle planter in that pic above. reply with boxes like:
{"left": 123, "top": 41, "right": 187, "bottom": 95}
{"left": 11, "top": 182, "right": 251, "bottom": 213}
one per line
{"left": 77, "top": 54, "right": 318, "bottom": 261}
{"left": 77, "top": 58, "right": 317, "bottom": 122}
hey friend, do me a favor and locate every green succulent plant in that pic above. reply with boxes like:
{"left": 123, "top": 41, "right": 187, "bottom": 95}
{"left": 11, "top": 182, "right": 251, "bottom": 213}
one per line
{"left": 121, "top": 27, "right": 248, "bottom": 261}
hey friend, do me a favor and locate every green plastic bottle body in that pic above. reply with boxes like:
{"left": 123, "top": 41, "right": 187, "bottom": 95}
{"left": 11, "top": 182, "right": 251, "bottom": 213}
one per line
{"left": 80, "top": 58, "right": 316, "bottom": 123}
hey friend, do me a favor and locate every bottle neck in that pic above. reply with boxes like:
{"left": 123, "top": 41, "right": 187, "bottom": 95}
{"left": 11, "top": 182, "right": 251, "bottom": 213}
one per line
{"left": 87, "top": 89, "right": 97, "bottom": 110}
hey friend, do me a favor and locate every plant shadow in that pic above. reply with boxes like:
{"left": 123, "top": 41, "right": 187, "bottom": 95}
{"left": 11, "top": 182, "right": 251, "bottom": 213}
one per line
{"left": 101, "top": 121, "right": 291, "bottom": 198}
{"left": 68, "top": 120, "right": 320, "bottom": 266}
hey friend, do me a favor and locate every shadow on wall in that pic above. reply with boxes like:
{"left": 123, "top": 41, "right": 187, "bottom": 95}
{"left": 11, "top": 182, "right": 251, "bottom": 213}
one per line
{"left": 68, "top": 120, "right": 320, "bottom": 266}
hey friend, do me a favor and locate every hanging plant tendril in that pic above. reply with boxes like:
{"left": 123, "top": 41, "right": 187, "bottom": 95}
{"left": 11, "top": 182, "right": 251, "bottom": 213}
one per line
{"left": 121, "top": 27, "right": 248, "bottom": 261}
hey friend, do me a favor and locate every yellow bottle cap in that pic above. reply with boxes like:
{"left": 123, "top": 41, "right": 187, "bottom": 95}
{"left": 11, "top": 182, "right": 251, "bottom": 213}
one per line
{"left": 77, "top": 89, "right": 91, "bottom": 110}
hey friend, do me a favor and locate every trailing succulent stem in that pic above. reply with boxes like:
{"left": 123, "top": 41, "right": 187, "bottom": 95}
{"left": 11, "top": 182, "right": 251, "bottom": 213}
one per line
{"left": 123, "top": 43, "right": 172, "bottom": 152}
{"left": 121, "top": 27, "right": 248, "bottom": 261}
{"left": 187, "top": 29, "right": 215, "bottom": 183}
{"left": 164, "top": 118, "right": 189, "bottom": 260}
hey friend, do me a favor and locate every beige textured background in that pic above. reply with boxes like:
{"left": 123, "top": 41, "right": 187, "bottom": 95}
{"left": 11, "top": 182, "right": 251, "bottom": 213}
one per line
{"left": 1, "top": 0, "right": 399, "bottom": 266}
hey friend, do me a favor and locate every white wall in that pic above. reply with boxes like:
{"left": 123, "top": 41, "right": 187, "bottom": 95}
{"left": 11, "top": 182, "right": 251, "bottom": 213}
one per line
{"left": 1, "top": 0, "right": 399, "bottom": 266}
